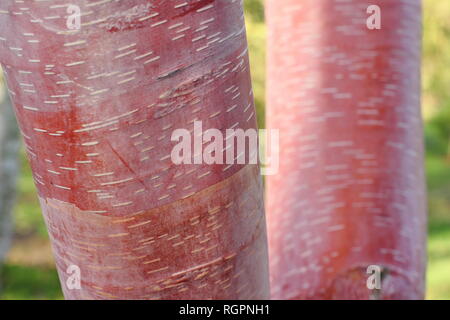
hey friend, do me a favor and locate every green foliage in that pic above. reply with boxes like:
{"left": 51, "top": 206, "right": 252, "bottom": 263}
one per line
{"left": 423, "top": 0, "right": 450, "bottom": 119}
{"left": 423, "top": 0, "right": 450, "bottom": 161}
{"left": 425, "top": 99, "right": 450, "bottom": 157}
{"left": 14, "top": 150, "right": 48, "bottom": 238}
{"left": 427, "top": 229, "right": 450, "bottom": 300}
{"left": 1, "top": 0, "right": 450, "bottom": 300}
{"left": 244, "top": 0, "right": 265, "bottom": 23}
{"left": 425, "top": 124, "right": 448, "bottom": 157}
{"left": 245, "top": 9, "right": 266, "bottom": 128}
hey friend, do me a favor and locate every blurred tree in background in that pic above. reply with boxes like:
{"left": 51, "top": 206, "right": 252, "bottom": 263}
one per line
{"left": 0, "top": 0, "right": 450, "bottom": 299}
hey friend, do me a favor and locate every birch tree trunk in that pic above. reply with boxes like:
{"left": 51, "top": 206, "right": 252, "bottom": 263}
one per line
{"left": 266, "top": 0, "right": 427, "bottom": 299}
{"left": 0, "top": 75, "right": 20, "bottom": 263}
{"left": 0, "top": 0, "right": 269, "bottom": 299}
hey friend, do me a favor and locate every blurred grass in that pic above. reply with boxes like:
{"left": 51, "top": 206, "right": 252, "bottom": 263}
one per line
{"left": 426, "top": 155, "right": 450, "bottom": 300}
{"left": 14, "top": 152, "right": 48, "bottom": 239}
{"left": 0, "top": 0, "right": 449, "bottom": 300}
{"left": 422, "top": 0, "right": 450, "bottom": 120}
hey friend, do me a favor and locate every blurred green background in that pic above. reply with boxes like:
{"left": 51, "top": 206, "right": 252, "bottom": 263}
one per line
{"left": 0, "top": 0, "right": 450, "bottom": 299}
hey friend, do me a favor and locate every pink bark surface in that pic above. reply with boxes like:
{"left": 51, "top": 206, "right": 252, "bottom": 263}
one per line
{"left": 266, "top": 0, "right": 427, "bottom": 299}
{"left": 0, "top": 0, "right": 269, "bottom": 299}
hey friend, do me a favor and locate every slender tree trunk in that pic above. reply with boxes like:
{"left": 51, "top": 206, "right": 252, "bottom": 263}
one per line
{"left": 266, "top": 0, "right": 427, "bottom": 299}
{"left": 0, "top": 75, "right": 20, "bottom": 263}
{"left": 0, "top": 0, "right": 269, "bottom": 299}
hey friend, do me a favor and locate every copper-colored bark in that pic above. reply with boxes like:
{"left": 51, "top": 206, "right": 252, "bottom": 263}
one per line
{"left": 266, "top": 0, "right": 426, "bottom": 299}
{"left": 0, "top": 0, "right": 269, "bottom": 299}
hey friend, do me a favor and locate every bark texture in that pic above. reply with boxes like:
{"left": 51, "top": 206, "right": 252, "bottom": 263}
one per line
{"left": 0, "top": 0, "right": 269, "bottom": 299}
{"left": 266, "top": 0, "right": 427, "bottom": 299}
{"left": 0, "top": 75, "right": 20, "bottom": 263}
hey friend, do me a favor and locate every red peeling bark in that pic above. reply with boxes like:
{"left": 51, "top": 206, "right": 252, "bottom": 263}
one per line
{"left": 266, "top": 0, "right": 427, "bottom": 299}
{"left": 0, "top": 0, "right": 269, "bottom": 299}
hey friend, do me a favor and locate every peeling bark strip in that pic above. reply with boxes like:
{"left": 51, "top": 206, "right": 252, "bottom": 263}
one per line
{"left": 267, "top": 0, "right": 426, "bottom": 299}
{"left": 0, "top": 0, "right": 269, "bottom": 299}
